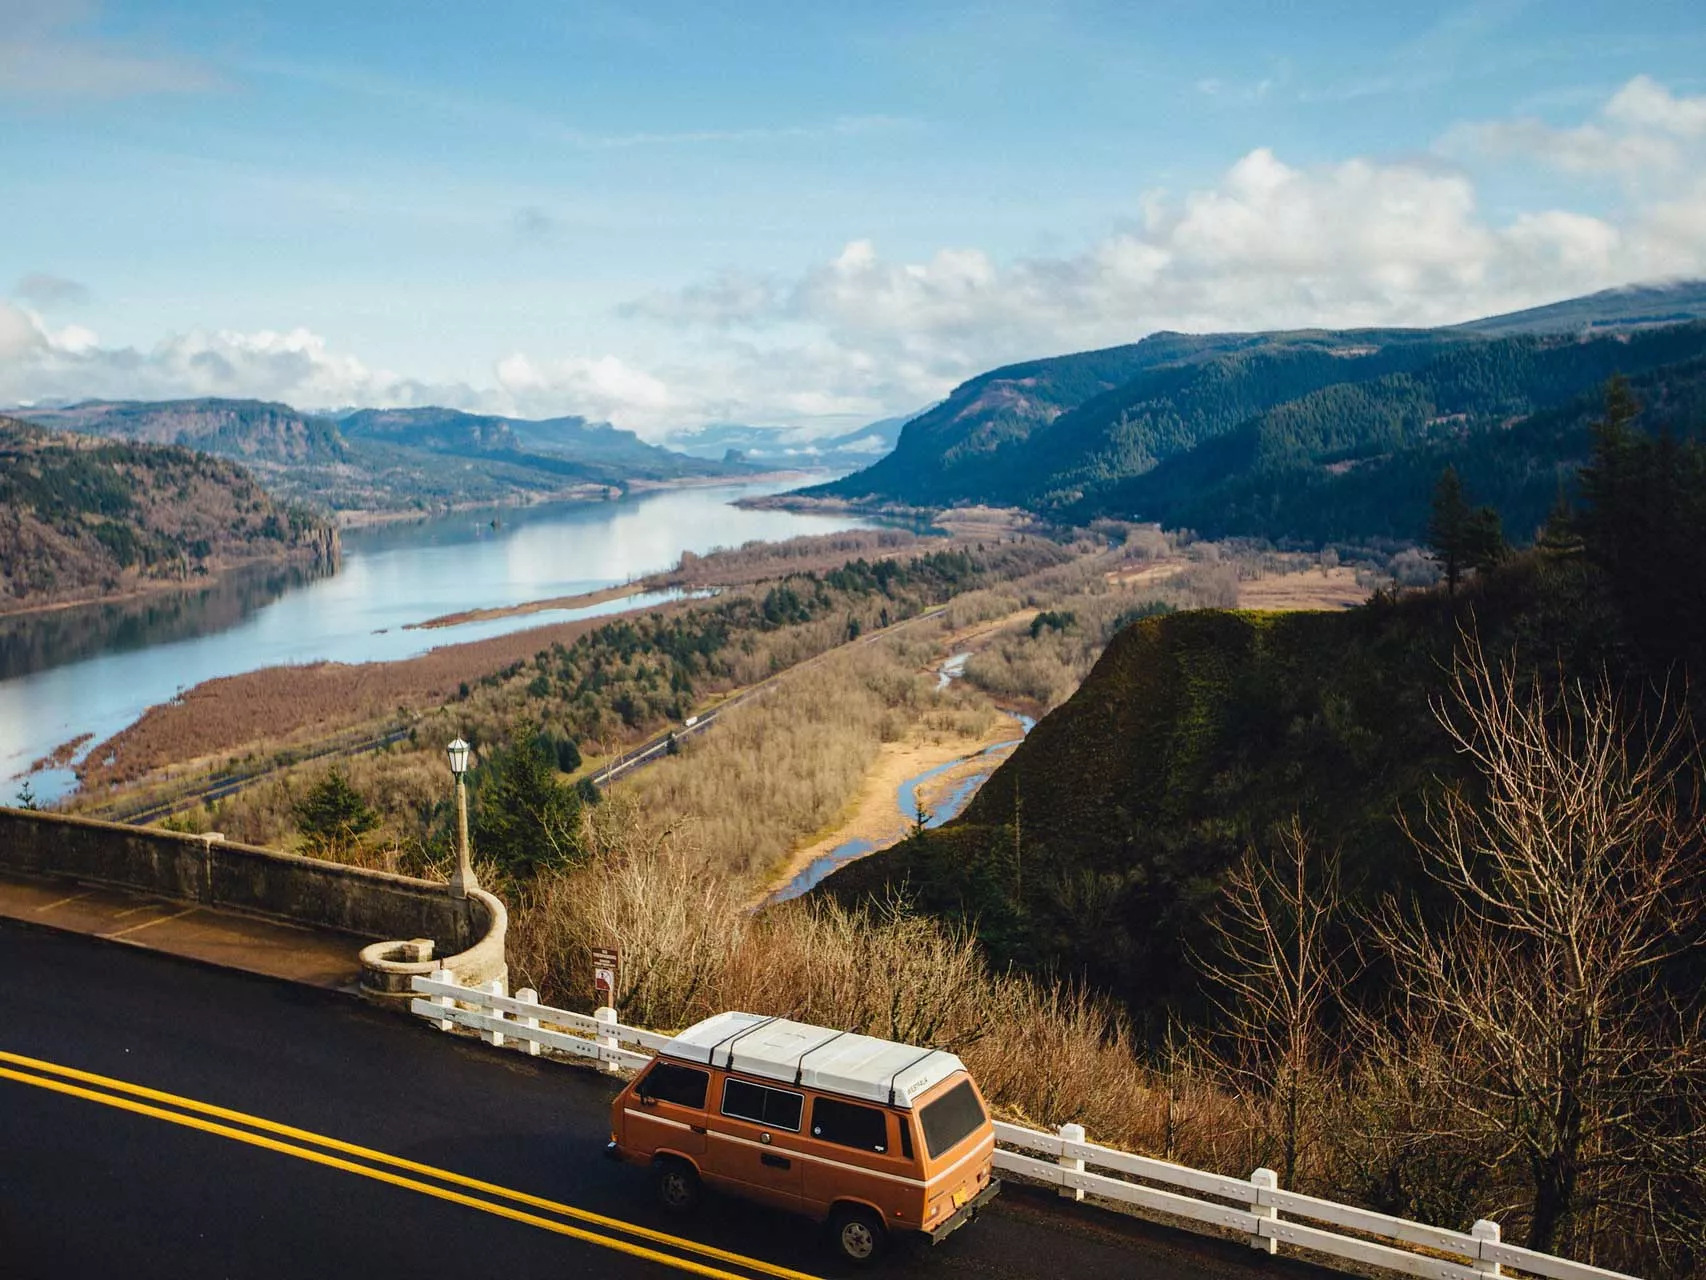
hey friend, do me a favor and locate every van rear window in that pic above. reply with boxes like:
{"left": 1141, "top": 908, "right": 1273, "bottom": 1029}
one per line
{"left": 638, "top": 1062, "right": 708, "bottom": 1108}
{"left": 919, "top": 1080, "right": 985, "bottom": 1159}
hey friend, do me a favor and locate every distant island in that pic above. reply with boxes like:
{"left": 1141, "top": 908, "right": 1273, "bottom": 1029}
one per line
{"left": 0, "top": 416, "right": 339, "bottom": 616}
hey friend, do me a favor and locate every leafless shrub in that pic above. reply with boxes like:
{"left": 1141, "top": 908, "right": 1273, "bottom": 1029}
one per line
{"left": 1373, "top": 634, "right": 1706, "bottom": 1261}
{"left": 1195, "top": 818, "right": 1352, "bottom": 1187}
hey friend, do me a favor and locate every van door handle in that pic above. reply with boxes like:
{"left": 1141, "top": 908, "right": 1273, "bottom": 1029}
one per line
{"left": 761, "top": 1153, "right": 791, "bottom": 1170}
{"left": 690, "top": 1125, "right": 706, "bottom": 1134}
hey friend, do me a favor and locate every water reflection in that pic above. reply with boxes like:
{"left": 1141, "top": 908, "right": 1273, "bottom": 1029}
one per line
{"left": 1, "top": 477, "right": 882, "bottom": 799}
{"left": 0, "top": 560, "right": 331, "bottom": 683}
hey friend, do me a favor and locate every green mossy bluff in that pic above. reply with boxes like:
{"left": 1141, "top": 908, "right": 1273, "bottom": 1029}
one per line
{"left": 819, "top": 556, "right": 1632, "bottom": 1029}
{"left": 0, "top": 416, "right": 339, "bottom": 614}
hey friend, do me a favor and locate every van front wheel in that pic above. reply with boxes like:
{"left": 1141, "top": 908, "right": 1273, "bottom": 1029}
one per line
{"left": 654, "top": 1159, "right": 702, "bottom": 1214}
{"left": 830, "top": 1205, "right": 886, "bottom": 1264}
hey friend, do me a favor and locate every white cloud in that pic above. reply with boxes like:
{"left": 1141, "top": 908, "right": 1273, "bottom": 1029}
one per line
{"left": 1605, "top": 75, "right": 1706, "bottom": 138}
{"left": 493, "top": 353, "right": 675, "bottom": 423}
{"left": 1439, "top": 74, "right": 1706, "bottom": 177}
{"left": 608, "top": 78, "right": 1706, "bottom": 430}
{"left": 1441, "top": 118, "right": 1680, "bottom": 177}
{"left": 0, "top": 304, "right": 478, "bottom": 412}
{"left": 0, "top": 1, "right": 216, "bottom": 97}
{"left": 13, "top": 272, "right": 91, "bottom": 308}
{"left": 5, "top": 76, "right": 1705, "bottom": 439}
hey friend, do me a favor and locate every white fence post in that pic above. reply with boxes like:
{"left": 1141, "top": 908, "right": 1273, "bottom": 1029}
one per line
{"left": 1249, "top": 1167, "right": 1279, "bottom": 1254}
{"left": 481, "top": 977, "right": 507, "bottom": 1047}
{"left": 595, "top": 1006, "right": 620, "bottom": 1074}
{"left": 515, "top": 987, "right": 542, "bottom": 1057}
{"left": 1057, "top": 1123, "right": 1086, "bottom": 1201}
{"left": 1473, "top": 1219, "right": 1503, "bottom": 1278}
{"left": 429, "top": 967, "right": 454, "bottom": 1031}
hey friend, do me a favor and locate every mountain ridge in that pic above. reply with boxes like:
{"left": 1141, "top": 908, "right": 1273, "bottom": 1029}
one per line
{"left": 8, "top": 397, "right": 755, "bottom": 514}
{"left": 806, "top": 280, "right": 1706, "bottom": 545}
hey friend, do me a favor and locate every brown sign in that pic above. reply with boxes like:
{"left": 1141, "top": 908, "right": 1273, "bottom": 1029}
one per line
{"left": 592, "top": 945, "right": 620, "bottom": 1004}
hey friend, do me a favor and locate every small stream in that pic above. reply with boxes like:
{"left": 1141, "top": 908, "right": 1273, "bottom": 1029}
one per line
{"left": 766, "top": 652, "right": 1035, "bottom": 904}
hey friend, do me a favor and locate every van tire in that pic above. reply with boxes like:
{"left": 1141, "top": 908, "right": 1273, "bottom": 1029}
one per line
{"left": 654, "top": 1158, "right": 702, "bottom": 1214}
{"left": 830, "top": 1204, "right": 886, "bottom": 1264}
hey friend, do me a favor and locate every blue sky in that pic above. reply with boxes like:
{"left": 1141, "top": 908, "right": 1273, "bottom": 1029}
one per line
{"left": 4, "top": 1, "right": 1706, "bottom": 436}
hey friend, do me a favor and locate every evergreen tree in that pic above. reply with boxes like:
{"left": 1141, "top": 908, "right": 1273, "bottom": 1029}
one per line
{"left": 1427, "top": 467, "right": 1472, "bottom": 594}
{"left": 469, "top": 722, "right": 583, "bottom": 877}
{"left": 1464, "top": 503, "right": 1508, "bottom": 574}
{"left": 553, "top": 734, "right": 582, "bottom": 773}
{"left": 1576, "top": 375, "right": 1643, "bottom": 584}
{"left": 1577, "top": 376, "right": 1706, "bottom": 677}
{"left": 293, "top": 768, "right": 378, "bottom": 855}
{"left": 911, "top": 795, "right": 932, "bottom": 841}
{"left": 1429, "top": 466, "right": 1506, "bottom": 592}
{"left": 1536, "top": 486, "right": 1582, "bottom": 556}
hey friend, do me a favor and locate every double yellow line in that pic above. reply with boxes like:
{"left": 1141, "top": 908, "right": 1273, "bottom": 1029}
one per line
{"left": 0, "top": 1049, "right": 820, "bottom": 1280}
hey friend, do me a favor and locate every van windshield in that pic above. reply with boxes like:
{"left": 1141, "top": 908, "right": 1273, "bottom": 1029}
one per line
{"left": 918, "top": 1079, "right": 985, "bottom": 1159}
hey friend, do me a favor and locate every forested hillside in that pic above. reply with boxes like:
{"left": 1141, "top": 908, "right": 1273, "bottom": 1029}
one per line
{"left": 1086, "top": 323, "right": 1706, "bottom": 541}
{"left": 820, "top": 385, "right": 1706, "bottom": 1268}
{"left": 0, "top": 417, "right": 339, "bottom": 613}
{"left": 809, "top": 283, "right": 1706, "bottom": 546}
{"left": 823, "top": 387, "right": 1706, "bottom": 1027}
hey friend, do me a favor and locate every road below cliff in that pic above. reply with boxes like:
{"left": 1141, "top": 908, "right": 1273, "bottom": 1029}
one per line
{"left": 0, "top": 919, "right": 1327, "bottom": 1280}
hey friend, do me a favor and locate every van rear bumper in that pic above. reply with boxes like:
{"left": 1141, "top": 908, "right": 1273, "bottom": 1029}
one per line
{"left": 926, "top": 1179, "right": 1001, "bottom": 1245}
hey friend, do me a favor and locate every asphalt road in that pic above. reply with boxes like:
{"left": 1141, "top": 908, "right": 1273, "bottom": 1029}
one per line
{"left": 0, "top": 920, "right": 1321, "bottom": 1280}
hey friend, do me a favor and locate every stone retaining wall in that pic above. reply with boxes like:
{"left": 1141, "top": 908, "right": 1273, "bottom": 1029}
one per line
{"left": 0, "top": 807, "right": 505, "bottom": 992}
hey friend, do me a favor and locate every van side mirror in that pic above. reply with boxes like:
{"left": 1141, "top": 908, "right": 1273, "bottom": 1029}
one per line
{"left": 638, "top": 1092, "right": 658, "bottom": 1107}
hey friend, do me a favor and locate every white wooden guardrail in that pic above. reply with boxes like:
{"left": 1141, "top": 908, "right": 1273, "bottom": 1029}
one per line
{"left": 989, "top": 1123, "right": 1636, "bottom": 1280}
{"left": 407, "top": 975, "right": 1638, "bottom": 1280}
{"left": 409, "top": 970, "right": 668, "bottom": 1071}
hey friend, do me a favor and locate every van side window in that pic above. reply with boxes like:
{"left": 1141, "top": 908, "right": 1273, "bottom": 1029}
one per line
{"left": 721, "top": 1078, "right": 803, "bottom": 1132}
{"left": 810, "top": 1098, "right": 889, "bottom": 1152}
{"left": 638, "top": 1062, "right": 709, "bottom": 1109}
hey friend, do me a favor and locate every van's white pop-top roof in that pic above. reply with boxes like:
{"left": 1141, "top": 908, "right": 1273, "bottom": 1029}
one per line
{"left": 658, "top": 1012, "right": 966, "bottom": 1110}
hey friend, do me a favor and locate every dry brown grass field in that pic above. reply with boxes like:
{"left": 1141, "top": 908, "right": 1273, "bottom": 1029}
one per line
{"left": 73, "top": 600, "right": 688, "bottom": 793}
{"left": 505, "top": 800, "right": 1273, "bottom": 1181}
{"left": 619, "top": 631, "right": 998, "bottom": 884}
{"left": 763, "top": 708, "right": 1027, "bottom": 903}
{"left": 1236, "top": 565, "right": 1369, "bottom": 611}
{"left": 107, "top": 533, "right": 1082, "bottom": 850}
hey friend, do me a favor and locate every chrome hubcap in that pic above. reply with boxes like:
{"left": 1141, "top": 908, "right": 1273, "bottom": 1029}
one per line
{"left": 842, "top": 1222, "right": 874, "bottom": 1258}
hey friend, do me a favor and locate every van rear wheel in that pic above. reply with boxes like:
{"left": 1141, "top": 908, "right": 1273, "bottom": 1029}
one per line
{"left": 830, "top": 1205, "right": 886, "bottom": 1264}
{"left": 654, "top": 1159, "right": 702, "bottom": 1214}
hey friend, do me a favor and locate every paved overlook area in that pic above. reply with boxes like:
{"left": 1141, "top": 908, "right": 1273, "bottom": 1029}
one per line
{"left": 0, "top": 918, "right": 1338, "bottom": 1280}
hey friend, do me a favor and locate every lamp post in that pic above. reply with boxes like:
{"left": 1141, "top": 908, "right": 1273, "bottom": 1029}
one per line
{"left": 447, "top": 737, "right": 478, "bottom": 898}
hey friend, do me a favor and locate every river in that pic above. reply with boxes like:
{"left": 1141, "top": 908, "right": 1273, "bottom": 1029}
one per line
{"left": 0, "top": 479, "right": 884, "bottom": 803}
{"left": 764, "top": 647, "right": 1037, "bottom": 904}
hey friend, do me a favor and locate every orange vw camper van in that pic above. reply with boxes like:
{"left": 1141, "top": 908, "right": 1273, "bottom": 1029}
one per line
{"left": 607, "top": 1012, "right": 999, "bottom": 1262}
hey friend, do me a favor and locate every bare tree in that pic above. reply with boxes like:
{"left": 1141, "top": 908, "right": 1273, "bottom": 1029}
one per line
{"left": 1197, "top": 816, "right": 1350, "bottom": 1188}
{"left": 1375, "top": 635, "right": 1706, "bottom": 1257}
